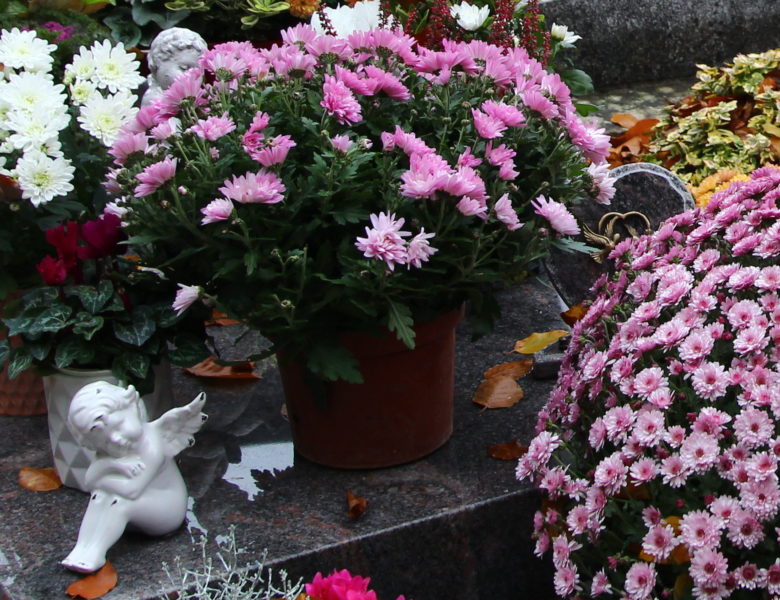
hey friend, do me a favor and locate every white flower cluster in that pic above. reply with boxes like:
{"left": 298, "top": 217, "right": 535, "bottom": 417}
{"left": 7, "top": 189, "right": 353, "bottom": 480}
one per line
{"left": 0, "top": 28, "right": 144, "bottom": 206}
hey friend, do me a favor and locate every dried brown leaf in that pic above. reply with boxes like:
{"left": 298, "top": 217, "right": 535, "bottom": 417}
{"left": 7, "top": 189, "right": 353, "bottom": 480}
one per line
{"left": 513, "top": 330, "right": 570, "bottom": 354}
{"left": 346, "top": 489, "right": 367, "bottom": 519}
{"left": 610, "top": 113, "right": 638, "bottom": 129}
{"left": 483, "top": 359, "right": 533, "bottom": 380}
{"left": 487, "top": 440, "right": 528, "bottom": 460}
{"left": 66, "top": 562, "right": 117, "bottom": 599}
{"left": 184, "top": 356, "right": 260, "bottom": 379}
{"left": 18, "top": 467, "right": 62, "bottom": 492}
{"left": 472, "top": 376, "right": 523, "bottom": 409}
{"left": 560, "top": 304, "right": 587, "bottom": 326}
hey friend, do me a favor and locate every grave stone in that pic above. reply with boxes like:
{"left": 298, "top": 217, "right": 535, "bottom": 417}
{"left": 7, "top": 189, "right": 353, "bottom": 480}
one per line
{"left": 545, "top": 162, "right": 694, "bottom": 308}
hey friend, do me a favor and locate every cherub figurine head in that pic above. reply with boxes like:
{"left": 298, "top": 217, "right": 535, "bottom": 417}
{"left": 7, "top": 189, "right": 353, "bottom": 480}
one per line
{"left": 141, "top": 27, "right": 207, "bottom": 105}
{"left": 69, "top": 382, "right": 148, "bottom": 458}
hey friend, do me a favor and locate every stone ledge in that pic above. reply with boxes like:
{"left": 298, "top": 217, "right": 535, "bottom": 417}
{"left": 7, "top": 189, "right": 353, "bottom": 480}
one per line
{"left": 542, "top": 0, "right": 780, "bottom": 88}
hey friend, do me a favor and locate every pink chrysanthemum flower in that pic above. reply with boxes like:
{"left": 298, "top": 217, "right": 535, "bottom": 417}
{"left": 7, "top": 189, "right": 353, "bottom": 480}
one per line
{"left": 471, "top": 108, "right": 507, "bottom": 139}
{"left": 190, "top": 112, "right": 236, "bottom": 141}
{"left": 330, "top": 134, "right": 353, "bottom": 153}
{"left": 200, "top": 198, "right": 234, "bottom": 225}
{"left": 134, "top": 157, "right": 177, "bottom": 197}
{"left": 109, "top": 132, "right": 148, "bottom": 165}
{"left": 493, "top": 194, "right": 523, "bottom": 231}
{"left": 405, "top": 228, "right": 437, "bottom": 269}
{"left": 219, "top": 170, "right": 285, "bottom": 204}
{"left": 354, "top": 212, "right": 410, "bottom": 271}
{"left": 480, "top": 100, "right": 526, "bottom": 127}
{"left": 321, "top": 74, "right": 362, "bottom": 125}
{"left": 532, "top": 195, "right": 580, "bottom": 235}
{"left": 172, "top": 283, "right": 202, "bottom": 315}
{"left": 623, "top": 562, "right": 656, "bottom": 600}
{"left": 253, "top": 135, "right": 297, "bottom": 167}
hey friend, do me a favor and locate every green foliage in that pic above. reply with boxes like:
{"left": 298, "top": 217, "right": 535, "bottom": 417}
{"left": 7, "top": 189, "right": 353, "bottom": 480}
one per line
{"left": 649, "top": 48, "right": 780, "bottom": 185}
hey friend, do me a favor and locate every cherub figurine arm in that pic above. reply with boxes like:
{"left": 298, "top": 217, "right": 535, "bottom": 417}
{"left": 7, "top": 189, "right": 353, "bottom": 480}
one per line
{"left": 62, "top": 382, "right": 207, "bottom": 574}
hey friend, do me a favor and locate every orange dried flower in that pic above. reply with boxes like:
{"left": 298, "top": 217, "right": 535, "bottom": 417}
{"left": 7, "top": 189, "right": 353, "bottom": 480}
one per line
{"left": 289, "top": 0, "right": 320, "bottom": 18}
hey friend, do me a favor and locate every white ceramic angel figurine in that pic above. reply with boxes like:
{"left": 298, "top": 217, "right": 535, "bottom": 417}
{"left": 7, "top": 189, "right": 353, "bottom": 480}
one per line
{"left": 141, "top": 27, "right": 207, "bottom": 106}
{"left": 61, "top": 381, "right": 207, "bottom": 573}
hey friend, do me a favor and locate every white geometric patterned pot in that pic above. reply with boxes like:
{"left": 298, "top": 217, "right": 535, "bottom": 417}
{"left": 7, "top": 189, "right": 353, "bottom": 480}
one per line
{"left": 43, "top": 365, "right": 172, "bottom": 492}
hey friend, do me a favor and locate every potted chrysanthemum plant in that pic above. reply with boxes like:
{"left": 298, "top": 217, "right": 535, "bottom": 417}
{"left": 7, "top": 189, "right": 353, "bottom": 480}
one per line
{"left": 108, "top": 24, "right": 613, "bottom": 468}
{"left": 519, "top": 165, "right": 780, "bottom": 599}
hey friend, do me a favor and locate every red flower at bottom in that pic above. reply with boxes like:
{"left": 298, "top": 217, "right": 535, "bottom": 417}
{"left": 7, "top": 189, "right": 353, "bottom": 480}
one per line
{"left": 36, "top": 255, "right": 68, "bottom": 285}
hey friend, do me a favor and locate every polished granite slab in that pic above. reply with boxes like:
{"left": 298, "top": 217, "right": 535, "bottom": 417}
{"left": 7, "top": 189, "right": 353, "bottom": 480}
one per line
{"left": 0, "top": 276, "right": 564, "bottom": 600}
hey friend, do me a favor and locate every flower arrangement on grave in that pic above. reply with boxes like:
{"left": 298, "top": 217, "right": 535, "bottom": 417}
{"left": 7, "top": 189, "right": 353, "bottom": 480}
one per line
{"left": 649, "top": 48, "right": 780, "bottom": 186}
{"left": 0, "top": 210, "right": 210, "bottom": 391}
{"left": 518, "top": 165, "right": 780, "bottom": 599}
{"left": 109, "top": 24, "right": 613, "bottom": 383}
{"left": 0, "top": 27, "right": 143, "bottom": 296}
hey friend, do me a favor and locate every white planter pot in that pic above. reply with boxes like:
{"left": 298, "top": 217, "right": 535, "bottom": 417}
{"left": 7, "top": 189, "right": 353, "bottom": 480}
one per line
{"left": 43, "top": 365, "right": 172, "bottom": 492}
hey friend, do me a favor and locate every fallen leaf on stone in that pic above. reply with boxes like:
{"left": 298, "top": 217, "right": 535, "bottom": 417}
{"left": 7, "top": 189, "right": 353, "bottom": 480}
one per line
{"left": 610, "top": 113, "right": 639, "bottom": 129}
{"left": 487, "top": 440, "right": 528, "bottom": 460}
{"left": 513, "top": 330, "right": 569, "bottom": 354}
{"left": 346, "top": 490, "right": 367, "bottom": 519}
{"left": 608, "top": 113, "right": 659, "bottom": 167}
{"left": 66, "top": 562, "right": 117, "bottom": 599}
{"left": 18, "top": 467, "right": 62, "bottom": 491}
{"left": 184, "top": 356, "right": 260, "bottom": 379}
{"left": 472, "top": 376, "right": 523, "bottom": 409}
{"left": 560, "top": 304, "right": 587, "bottom": 326}
{"left": 205, "top": 310, "right": 241, "bottom": 327}
{"left": 483, "top": 359, "right": 533, "bottom": 380}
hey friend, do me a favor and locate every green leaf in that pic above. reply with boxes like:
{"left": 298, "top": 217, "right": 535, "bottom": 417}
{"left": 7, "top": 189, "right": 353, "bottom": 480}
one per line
{"left": 575, "top": 102, "right": 600, "bottom": 117}
{"left": 112, "top": 307, "right": 155, "bottom": 346}
{"left": 167, "top": 333, "right": 210, "bottom": 367}
{"left": 21, "top": 287, "right": 60, "bottom": 311}
{"left": 7, "top": 350, "right": 32, "bottom": 380}
{"left": 102, "top": 9, "right": 142, "bottom": 48}
{"left": 306, "top": 343, "right": 362, "bottom": 383}
{"left": 552, "top": 238, "right": 598, "bottom": 254}
{"left": 74, "top": 280, "right": 114, "bottom": 313}
{"left": 117, "top": 352, "right": 151, "bottom": 380}
{"left": 29, "top": 305, "right": 73, "bottom": 336}
{"left": 3, "top": 315, "right": 35, "bottom": 337}
{"left": 387, "top": 300, "right": 415, "bottom": 349}
{"left": 561, "top": 69, "right": 594, "bottom": 96}
{"left": 72, "top": 312, "right": 105, "bottom": 341}
{"left": 0, "top": 339, "right": 9, "bottom": 365}
{"left": 54, "top": 338, "right": 96, "bottom": 369}
{"left": 26, "top": 339, "right": 52, "bottom": 362}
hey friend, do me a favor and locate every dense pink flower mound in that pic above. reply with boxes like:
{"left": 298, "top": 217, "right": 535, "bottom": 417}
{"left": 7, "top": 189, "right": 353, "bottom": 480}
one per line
{"left": 518, "top": 165, "right": 780, "bottom": 599}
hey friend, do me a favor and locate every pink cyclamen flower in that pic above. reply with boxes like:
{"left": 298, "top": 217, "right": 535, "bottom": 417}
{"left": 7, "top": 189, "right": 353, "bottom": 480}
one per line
{"left": 172, "top": 284, "right": 201, "bottom": 315}
{"left": 219, "top": 170, "right": 285, "bottom": 204}
{"left": 190, "top": 113, "right": 236, "bottom": 141}
{"left": 200, "top": 198, "right": 234, "bottom": 225}
{"left": 321, "top": 75, "right": 362, "bottom": 125}
{"left": 354, "top": 212, "right": 411, "bottom": 271}
{"left": 494, "top": 194, "right": 523, "bottom": 231}
{"left": 532, "top": 195, "right": 580, "bottom": 235}
{"left": 134, "top": 157, "right": 177, "bottom": 197}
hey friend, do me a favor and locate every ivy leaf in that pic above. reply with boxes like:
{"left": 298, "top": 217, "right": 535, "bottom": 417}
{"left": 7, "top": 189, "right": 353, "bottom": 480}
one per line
{"left": 387, "top": 300, "right": 415, "bottom": 349}
{"left": 0, "top": 338, "right": 9, "bottom": 365}
{"left": 4, "top": 315, "right": 35, "bottom": 337}
{"left": 116, "top": 352, "right": 151, "bottom": 380}
{"left": 72, "top": 313, "right": 105, "bottom": 341}
{"left": 26, "top": 339, "right": 52, "bottom": 362}
{"left": 74, "top": 281, "right": 114, "bottom": 314}
{"left": 28, "top": 305, "right": 73, "bottom": 336}
{"left": 167, "top": 333, "right": 210, "bottom": 367}
{"left": 20, "top": 287, "right": 59, "bottom": 310}
{"left": 54, "top": 338, "right": 95, "bottom": 369}
{"left": 113, "top": 307, "right": 155, "bottom": 346}
{"left": 306, "top": 343, "right": 362, "bottom": 383}
{"left": 7, "top": 350, "right": 32, "bottom": 380}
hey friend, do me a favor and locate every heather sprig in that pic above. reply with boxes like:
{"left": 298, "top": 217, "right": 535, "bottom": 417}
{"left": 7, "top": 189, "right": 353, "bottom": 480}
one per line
{"left": 519, "top": 165, "right": 780, "bottom": 599}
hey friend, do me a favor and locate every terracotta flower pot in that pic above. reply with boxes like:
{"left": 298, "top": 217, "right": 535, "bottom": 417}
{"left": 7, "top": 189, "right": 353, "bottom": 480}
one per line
{"left": 0, "top": 326, "right": 46, "bottom": 416}
{"left": 278, "top": 307, "right": 463, "bottom": 469}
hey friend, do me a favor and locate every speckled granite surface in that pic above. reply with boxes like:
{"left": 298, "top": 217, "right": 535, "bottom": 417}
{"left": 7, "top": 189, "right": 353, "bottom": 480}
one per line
{"left": 0, "top": 277, "right": 564, "bottom": 600}
{"left": 542, "top": 0, "right": 780, "bottom": 88}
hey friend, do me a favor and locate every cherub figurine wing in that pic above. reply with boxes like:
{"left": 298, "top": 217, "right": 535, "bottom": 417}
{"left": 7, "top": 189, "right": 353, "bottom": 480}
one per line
{"left": 152, "top": 392, "right": 207, "bottom": 457}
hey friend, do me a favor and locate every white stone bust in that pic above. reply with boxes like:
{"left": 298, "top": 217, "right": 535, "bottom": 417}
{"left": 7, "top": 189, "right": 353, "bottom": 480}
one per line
{"left": 61, "top": 381, "right": 207, "bottom": 573}
{"left": 141, "top": 27, "right": 208, "bottom": 106}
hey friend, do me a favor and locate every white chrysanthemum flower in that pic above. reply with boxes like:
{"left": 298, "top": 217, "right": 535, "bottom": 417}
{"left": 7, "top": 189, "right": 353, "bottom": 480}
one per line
{"left": 5, "top": 108, "right": 69, "bottom": 152}
{"left": 65, "top": 48, "right": 96, "bottom": 83}
{"left": 2, "top": 71, "right": 67, "bottom": 114}
{"left": 78, "top": 90, "right": 138, "bottom": 146}
{"left": 14, "top": 150, "right": 75, "bottom": 206}
{"left": 550, "top": 23, "right": 582, "bottom": 48}
{"left": 0, "top": 28, "right": 56, "bottom": 74}
{"left": 76, "top": 39, "right": 144, "bottom": 93}
{"left": 450, "top": 2, "right": 490, "bottom": 31}
{"left": 69, "top": 79, "right": 100, "bottom": 106}
{"left": 310, "top": 0, "right": 392, "bottom": 38}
